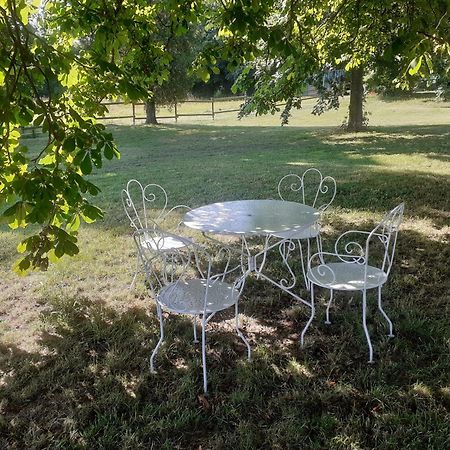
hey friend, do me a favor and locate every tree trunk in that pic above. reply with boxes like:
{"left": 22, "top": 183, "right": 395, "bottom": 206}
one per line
{"left": 347, "top": 66, "right": 364, "bottom": 131}
{"left": 145, "top": 99, "right": 158, "bottom": 124}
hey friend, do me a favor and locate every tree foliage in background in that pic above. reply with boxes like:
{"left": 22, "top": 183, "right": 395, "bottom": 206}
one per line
{"left": 0, "top": 0, "right": 201, "bottom": 272}
{"left": 211, "top": 0, "right": 450, "bottom": 130}
{"left": 143, "top": 12, "right": 206, "bottom": 125}
{"left": 1, "top": 0, "right": 449, "bottom": 272}
{"left": 144, "top": 31, "right": 197, "bottom": 125}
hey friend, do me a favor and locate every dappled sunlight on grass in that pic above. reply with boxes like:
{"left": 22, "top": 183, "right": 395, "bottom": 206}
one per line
{"left": 287, "top": 359, "right": 314, "bottom": 378}
{"left": 1, "top": 97, "right": 449, "bottom": 448}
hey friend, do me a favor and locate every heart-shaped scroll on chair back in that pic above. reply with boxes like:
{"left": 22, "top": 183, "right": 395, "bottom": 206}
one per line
{"left": 121, "top": 179, "right": 168, "bottom": 231}
{"left": 277, "top": 168, "right": 337, "bottom": 212}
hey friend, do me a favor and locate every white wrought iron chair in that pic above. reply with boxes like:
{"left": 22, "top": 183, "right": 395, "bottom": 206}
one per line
{"left": 274, "top": 168, "right": 337, "bottom": 290}
{"left": 122, "top": 179, "right": 191, "bottom": 287}
{"left": 305, "top": 203, "right": 405, "bottom": 362}
{"left": 134, "top": 227, "right": 252, "bottom": 394}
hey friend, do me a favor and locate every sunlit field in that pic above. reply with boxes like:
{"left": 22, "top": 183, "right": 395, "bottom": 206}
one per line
{"left": 1, "top": 96, "right": 449, "bottom": 449}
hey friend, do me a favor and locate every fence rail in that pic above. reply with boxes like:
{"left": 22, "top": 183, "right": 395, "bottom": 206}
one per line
{"left": 20, "top": 94, "right": 317, "bottom": 136}
{"left": 95, "top": 95, "right": 248, "bottom": 124}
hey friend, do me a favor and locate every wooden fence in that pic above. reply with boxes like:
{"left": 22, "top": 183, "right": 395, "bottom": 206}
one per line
{"left": 20, "top": 93, "right": 319, "bottom": 136}
{"left": 97, "top": 95, "right": 248, "bottom": 124}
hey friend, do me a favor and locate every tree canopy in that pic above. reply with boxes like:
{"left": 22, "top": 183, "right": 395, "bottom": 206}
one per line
{"left": 1, "top": 0, "right": 448, "bottom": 272}
{"left": 0, "top": 0, "right": 201, "bottom": 272}
{"left": 211, "top": 0, "right": 450, "bottom": 129}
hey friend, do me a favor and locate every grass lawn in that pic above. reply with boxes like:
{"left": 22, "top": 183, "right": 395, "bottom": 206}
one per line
{"left": 1, "top": 96, "right": 449, "bottom": 449}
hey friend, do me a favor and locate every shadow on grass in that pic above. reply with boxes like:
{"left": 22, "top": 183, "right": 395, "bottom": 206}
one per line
{"left": 2, "top": 121, "right": 449, "bottom": 448}
{"left": 2, "top": 223, "right": 449, "bottom": 448}
{"left": 81, "top": 123, "right": 448, "bottom": 228}
{"left": 0, "top": 296, "right": 270, "bottom": 448}
{"left": 94, "top": 168, "right": 450, "bottom": 234}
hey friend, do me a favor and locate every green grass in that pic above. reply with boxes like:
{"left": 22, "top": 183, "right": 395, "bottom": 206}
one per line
{"left": 1, "top": 96, "right": 449, "bottom": 449}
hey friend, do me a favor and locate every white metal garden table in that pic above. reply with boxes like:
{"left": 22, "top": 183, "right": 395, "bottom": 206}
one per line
{"left": 183, "top": 199, "right": 320, "bottom": 345}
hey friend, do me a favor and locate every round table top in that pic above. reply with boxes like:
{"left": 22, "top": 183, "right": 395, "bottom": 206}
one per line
{"left": 183, "top": 200, "right": 319, "bottom": 236}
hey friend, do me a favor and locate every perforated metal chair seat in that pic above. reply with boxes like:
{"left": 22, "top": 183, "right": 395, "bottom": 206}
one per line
{"left": 307, "top": 263, "right": 388, "bottom": 291}
{"left": 158, "top": 279, "right": 239, "bottom": 315}
{"left": 143, "top": 234, "right": 190, "bottom": 251}
{"left": 272, "top": 223, "right": 320, "bottom": 240}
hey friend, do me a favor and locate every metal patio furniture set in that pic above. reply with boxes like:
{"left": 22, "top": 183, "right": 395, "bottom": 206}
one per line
{"left": 122, "top": 169, "right": 404, "bottom": 393}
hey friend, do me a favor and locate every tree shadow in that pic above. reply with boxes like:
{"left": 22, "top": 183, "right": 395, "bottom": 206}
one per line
{"left": 0, "top": 295, "right": 277, "bottom": 448}
{"left": 239, "top": 220, "right": 449, "bottom": 369}
{"left": 91, "top": 162, "right": 450, "bottom": 235}
{"left": 5, "top": 116, "right": 449, "bottom": 448}
{"left": 1, "top": 222, "right": 449, "bottom": 448}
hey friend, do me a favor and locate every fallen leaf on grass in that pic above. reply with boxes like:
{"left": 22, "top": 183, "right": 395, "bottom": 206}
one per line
{"left": 197, "top": 394, "right": 211, "bottom": 410}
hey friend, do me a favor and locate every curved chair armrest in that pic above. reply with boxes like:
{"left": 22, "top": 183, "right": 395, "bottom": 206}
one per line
{"left": 307, "top": 251, "right": 368, "bottom": 286}
{"left": 158, "top": 205, "right": 193, "bottom": 238}
{"left": 165, "top": 204, "right": 192, "bottom": 215}
{"left": 334, "top": 229, "right": 387, "bottom": 260}
{"left": 160, "top": 205, "right": 192, "bottom": 222}
{"left": 308, "top": 251, "right": 366, "bottom": 271}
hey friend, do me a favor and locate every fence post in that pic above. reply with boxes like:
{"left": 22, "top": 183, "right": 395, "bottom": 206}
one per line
{"left": 211, "top": 97, "right": 215, "bottom": 120}
{"left": 174, "top": 102, "right": 178, "bottom": 122}
{"left": 132, "top": 103, "right": 136, "bottom": 125}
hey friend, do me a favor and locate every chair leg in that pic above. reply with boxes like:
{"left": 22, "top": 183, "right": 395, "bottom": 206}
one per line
{"left": 150, "top": 304, "right": 164, "bottom": 373}
{"left": 316, "top": 234, "right": 324, "bottom": 261}
{"left": 325, "top": 289, "right": 333, "bottom": 324}
{"left": 301, "top": 282, "right": 315, "bottom": 347}
{"left": 362, "top": 289, "right": 374, "bottom": 363}
{"left": 377, "top": 286, "right": 394, "bottom": 337}
{"left": 193, "top": 315, "right": 199, "bottom": 343}
{"left": 235, "top": 302, "right": 252, "bottom": 361}
{"left": 201, "top": 314, "right": 208, "bottom": 394}
{"left": 298, "top": 239, "right": 310, "bottom": 290}
{"left": 129, "top": 255, "right": 140, "bottom": 290}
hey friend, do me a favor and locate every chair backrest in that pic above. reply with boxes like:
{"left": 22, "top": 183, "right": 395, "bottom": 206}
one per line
{"left": 121, "top": 179, "right": 170, "bottom": 231}
{"left": 277, "top": 168, "right": 337, "bottom": 211}
{"left": 334, "top": 203, "right": 405, "bottom": 278}
{"left": 133, "top": 228, "right": 244, "bottom": 310}
{"left": 367, "top": 202, "right": 404, "bottom": 277}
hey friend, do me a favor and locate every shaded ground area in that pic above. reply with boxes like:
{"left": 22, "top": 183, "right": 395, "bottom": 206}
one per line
{"left": 1, "top": 98, "right": 449, "bottom": 449}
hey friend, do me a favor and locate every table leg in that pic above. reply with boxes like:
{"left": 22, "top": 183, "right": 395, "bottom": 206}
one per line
{"left": 240, "top": 235, "right": 314, "bottom": 345}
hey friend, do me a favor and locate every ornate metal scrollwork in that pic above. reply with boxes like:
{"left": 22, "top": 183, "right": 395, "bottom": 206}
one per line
{"left": 277, "top": 168, "right": 336, "bottom": 212}
{"left": 278, "top": 239, "right": 297, "bottom": 289}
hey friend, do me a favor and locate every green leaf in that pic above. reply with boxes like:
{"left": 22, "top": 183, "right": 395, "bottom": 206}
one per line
{"left": 64, "top": 240, "right": 79, "bottom": 256}
{"left": 33, "top": 114, "right": 45, "bottom": 127}
{"left": 13, "top": 257, "right": 31, "bottom": 276}
{"left": 63, "top": 136, "right": 76, "bottom": 152}
{"left": 17, "top": 241, "right": 27, "bottom": 254}
{"left": 73, "top": 149, "right": 86, "bottom": 166}
{"left": 104, "top": 142, "right": 114, "bottom": 160}
{"left": 39, "top": 153, "right": 56, "bottom": 165}
{"left": 54, "top": 243, "right": 65, "bottom": 258}
{"left": 4, "top": 202, "right": 28, "bottom": 229}
{"left": 48, "top": 249, "right": 60, "bottom": 263}
{"left": 3, "top": 202, "right": 20, "bottom": 217}
{"left": 81, "top": 204, "right": 103, "bottom": 223}
{"left": 80, "top": 153, "right": 93, "bottom": 174}
{"left": 199, "top": 68, "right": 210, "bottom": 83}
{"left": 66, "top": 214, "right": 81, "bottom": 232}
{"left": 85, "top": 181, "right": 101, "bottom": 196}
{"left": 69, "top": 107, "right": 84, "bottom": 124}
{"left": 408, "top": 55, "right": 423, "bottom": 76}
{"left": 91, "top": 149, "right": 102, "bottom": 168}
